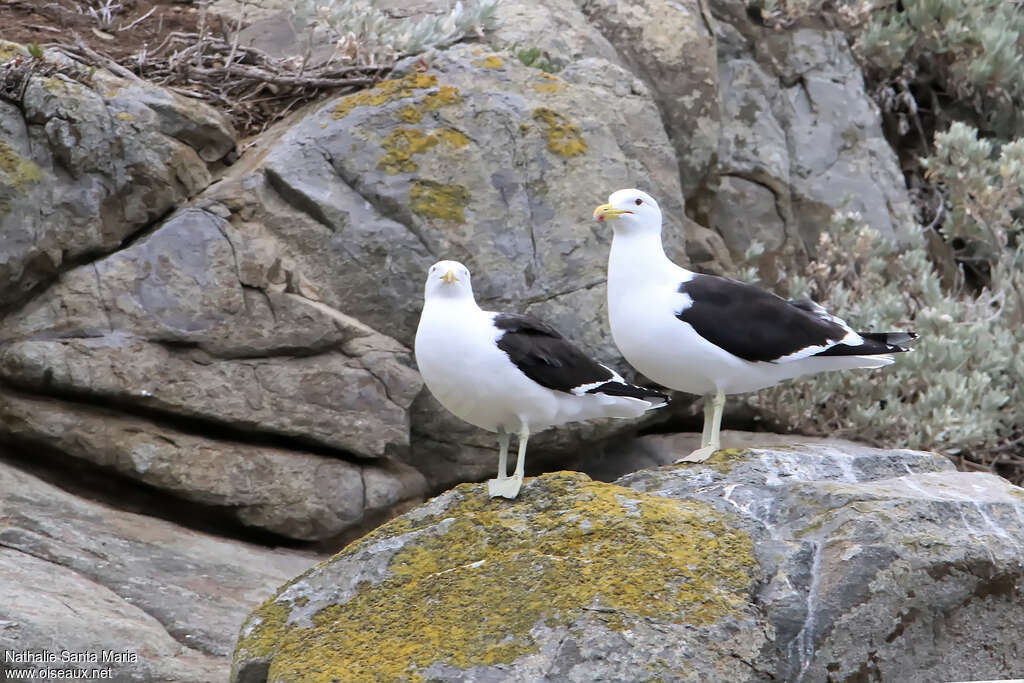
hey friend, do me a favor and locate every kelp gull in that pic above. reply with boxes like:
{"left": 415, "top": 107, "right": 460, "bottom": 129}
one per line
{"left": 415, "top": 260, "right": 668, "bottom": 499}
{"left": 594, "top": 189, "right": 917, "bottom": 463}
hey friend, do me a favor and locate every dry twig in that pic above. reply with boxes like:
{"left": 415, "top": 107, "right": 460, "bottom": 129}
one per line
{"left": 34, "top": 24, "right": 391, "bottom": 135}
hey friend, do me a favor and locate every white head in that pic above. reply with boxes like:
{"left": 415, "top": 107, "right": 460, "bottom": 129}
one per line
{"left": 423, "top": 260, "right": 475, "bottom": 302}
{"left": 592, "top": 189, "right": 662, "bottom": 237}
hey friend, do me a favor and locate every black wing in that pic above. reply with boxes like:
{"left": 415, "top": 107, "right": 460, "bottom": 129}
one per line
{"left": 493, "top": 313, "right": 667, "bottom": 402}
{"left": 676, "top": 275, "right": 914, "bottom": 363}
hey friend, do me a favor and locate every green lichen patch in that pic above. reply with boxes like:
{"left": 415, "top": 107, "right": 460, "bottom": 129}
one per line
{"left": 532, "top": 107, "right": 587, "bottom": 158}
{"left": 238, "top": 472, "right": 757, "bottom": 681}
{"left": 0, "top": 140, "right": 43, "bottom": 190}
{"left": 332, "top": 73, "right": 439, "bottom": 119}
{"left": 41, "top": 77, "right": 68, "bottom": 94}
{"left": 379, "top": 127, "right": 470, "bottom": 175}
{"left": 410, "top": 180, "right": 471, "bottom": 222}
{"left": 517, "top": 47, "right": 563, "bottom": 73}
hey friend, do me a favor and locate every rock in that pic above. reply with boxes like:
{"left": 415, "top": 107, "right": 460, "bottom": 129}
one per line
{"left": 0, "top": 548, "right": 223, "bottom": 682}
{"left": 209, "top": 0, "right": 292, "bottom": 25}
{"left": 0, "top": 207, "right": 421, "bottom": 460}
{"left": 196, "top": 43, "right": 690, "bottom": 486}
{"left": 209, "top": 43, "right": 687, "bottom": 350}
{"left": 0, "top": 390, "right": 425, "bottom": 541}
{"left": 488, "top": 0, "right": 622, "bottom": 69}
{"left": 0, "top": 204, "right": 427, "bottom": 539}
{"left": 0, "top": 43, "right": 235, "bottom": 309}
{"left": 231, "top": 471, "right": 767, "bottom": 682}
{"left": 570, "top": 428, "right": 869, "bottom": 482}
{"left": 580, "top": 0, "right": 720, "bottom": 196}
{"left": 0, "top": 455, "right": 319, "bottom": 681}
{"left": 702, "top": 13, "right": 914, "bottom": 255}
{"left": 233, "top": 445, "right": 1024, "bottom": 682}
{"left": 621, "top": 445, "right": 1024, "bottom": 681}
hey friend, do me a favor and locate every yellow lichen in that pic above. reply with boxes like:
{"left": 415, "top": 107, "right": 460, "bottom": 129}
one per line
{"left": 378, "top": 128, "right": 470, "bottom": 175}
{"left": 332, "top": 73, "right": 439, "bottom": 119}
{"left": 379, "top": 129, "right": 436, "bottom": 175}
{"left": 230, "top": 599, "right": 292, "bottom": 681}
{"left": 240, "top": 472, "right": 757, "bottom": 681}
{"left": 41, "top": 77, "right": 68, "bottom": 94}
{"left": 532, "top": 107, "right": 587, "bottom": 158}
{"left": 475, "top": 55, "right": 505, "bottom": 68}
{"left": 0, "top": 41, "right": 27, "bottom": 62}
{"left": 691, "top": 448, "right": 749, "bottom": 474}
{"left": 531, "top": 72, "right": 563, "bottom": 94}
{"left": 0, "top": 140, "right": 43, "bottom": 190}
{"left": 409, "top": 180, "right": 471, "bottom": 222}
{"left": 397, "top": 105, "right": 423, "bottom": 124}
{"left": 115, "top": 111, "right": 134, "bottom": 122}
{"left": 434, "top": 128, "right": 470, "bottom": 149}
{"left": 421, "top": 85, "right": 462, "bottom": 111}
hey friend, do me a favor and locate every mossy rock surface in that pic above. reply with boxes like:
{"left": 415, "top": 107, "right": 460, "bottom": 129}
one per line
{"left": 234, "top": 448, "right": 1024, "bottom": 683}
{"left": 232, "top": 471, "right": 767, "bottom": 682}
{"left": 0, "top": 40, "right": 234, "bottom": 310}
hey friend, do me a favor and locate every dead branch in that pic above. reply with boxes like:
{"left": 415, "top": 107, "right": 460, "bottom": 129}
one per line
{"left": 184, "top": 63, "right": 376, "bottom": 88}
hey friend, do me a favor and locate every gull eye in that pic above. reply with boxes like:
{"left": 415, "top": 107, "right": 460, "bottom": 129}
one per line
{"left": 634, "top": 198, "right": 643, "bottom": 206}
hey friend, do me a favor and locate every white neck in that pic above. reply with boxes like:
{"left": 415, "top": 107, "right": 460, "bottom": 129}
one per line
{"left": 422, "top": 294, "right": 480, "bottom": 316}
{"left": 608, "top": 228, "right": 689, "bottom": 291}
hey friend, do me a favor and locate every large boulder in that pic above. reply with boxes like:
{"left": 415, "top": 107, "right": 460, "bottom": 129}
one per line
{"left": 0, "top": 206, "right": 421, "bottom": 459}
{"left": 200, "top": 43, "right": 691, "bottom": 487}
{"left": 489, "top": 0, "right": 623, "bottom": 68}
{"left": 0, "top": 42, "right": 235, "bottom": 309}
{"left": 232, "top": 445, "right": 1024, "bottom": 682}
{"left": 700, "top": 4, "right": 914, "bottom": 256}
{"left": 580, "top": 0, "right": 720, "bottom": 196}
{"left": 232, "top": 471, "right": 765, "bottom": 682}
{"left": 0, "top": 205, "right": 427, "bottom": 540}
{"left": 0, "top": 390, "right": 424, "bottom": 541}
{"left": 567, "top": 428, "right": 868, "bottom": 482}
{"left": 0, "top": 455, "right": 320, "bottom": 681}
{"left": 206, "top": 43, "right": 688, "bottom": 350}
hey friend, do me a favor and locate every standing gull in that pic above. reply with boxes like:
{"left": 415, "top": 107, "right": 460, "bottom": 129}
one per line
{"left": 594, "top": 189, "right": 917, "bottom": 463}
{"left": 415, "top": 260, "right": 668, "bottom": 499}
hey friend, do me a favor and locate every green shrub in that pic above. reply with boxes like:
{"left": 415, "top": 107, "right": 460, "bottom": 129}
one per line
{"left": 855, "top": 0, "right": 1024, "bottom": 138}
{"left": 741, "top": 123, "right": 1024, "bottom": 480}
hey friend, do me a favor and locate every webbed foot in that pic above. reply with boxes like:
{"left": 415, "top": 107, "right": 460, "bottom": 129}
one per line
{"left": 487, "top": 475, "right": 523, "bottom": 499}
{"left": 674, "top": 445, "right": 718, "bottom": 464}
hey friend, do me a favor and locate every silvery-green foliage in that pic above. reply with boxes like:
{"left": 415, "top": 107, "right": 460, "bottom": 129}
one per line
{"left": 858, "top": 0, "right": 1024, "bottom": 136}
{"left": 745, "top": 124, "right": 1023, "bottom": 469}
{"left": 292, "top": 0, "right": 499, "bottom": 64}
{"left": 924, "top": 122, "right": 1024, "bottom": 264}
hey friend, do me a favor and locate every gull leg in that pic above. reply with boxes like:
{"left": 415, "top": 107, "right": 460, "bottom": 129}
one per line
{"left": 677, "top": 390, "right": 726, "bottom": 463}
{"left": 488, "top": 421, "right": 528, "bottom": 499}
{"left": 699, "top": 394, "right": 714, "bottom": 448}
{"left": 497, "top": 428, "right": 510, "bottom": 478}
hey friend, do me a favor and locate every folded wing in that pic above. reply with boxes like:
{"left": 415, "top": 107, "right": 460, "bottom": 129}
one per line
{"left": 492, "top": 313, "right": 668, "bottom": 403}
{"left": 676, "top": 275, "right": 916, "bottom": 363}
